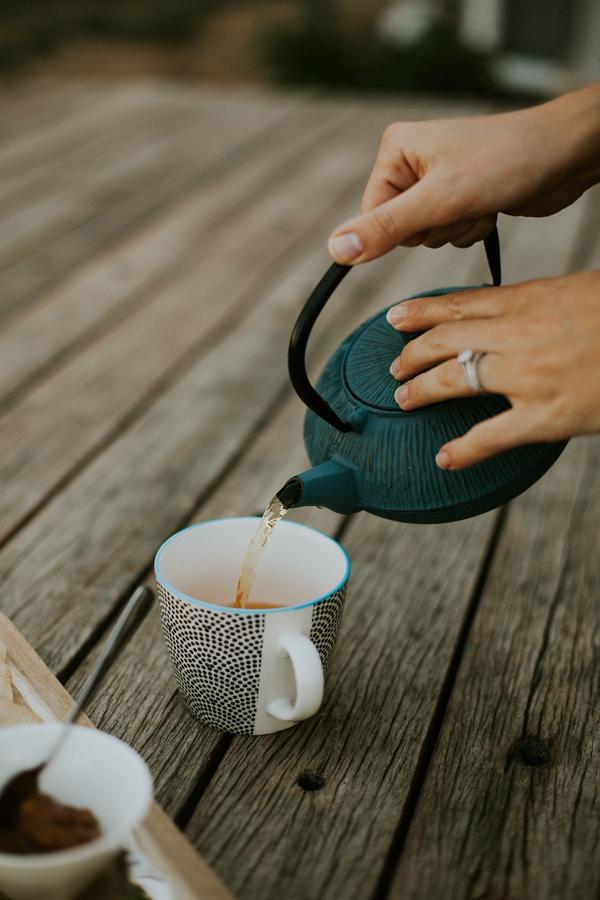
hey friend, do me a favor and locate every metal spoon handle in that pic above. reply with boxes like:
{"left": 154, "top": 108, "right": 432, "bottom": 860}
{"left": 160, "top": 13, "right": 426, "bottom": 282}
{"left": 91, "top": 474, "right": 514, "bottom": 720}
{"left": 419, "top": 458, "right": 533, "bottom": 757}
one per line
{"left": 66, "top": 585, "right": 154, "bottom": 728}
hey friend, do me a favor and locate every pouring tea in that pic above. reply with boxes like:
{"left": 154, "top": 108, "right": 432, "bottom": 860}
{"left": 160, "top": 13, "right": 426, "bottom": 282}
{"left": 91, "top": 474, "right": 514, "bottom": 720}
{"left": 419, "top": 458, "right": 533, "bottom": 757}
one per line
{"left": 278, "top": 229, "right": 566, "bottom": 523}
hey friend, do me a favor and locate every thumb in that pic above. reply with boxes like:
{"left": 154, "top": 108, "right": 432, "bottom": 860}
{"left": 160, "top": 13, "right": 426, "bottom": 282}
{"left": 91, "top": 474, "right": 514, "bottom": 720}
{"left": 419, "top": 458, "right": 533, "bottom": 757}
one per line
{"left": 328, "top": 177, "right": 440, "bottom": 264}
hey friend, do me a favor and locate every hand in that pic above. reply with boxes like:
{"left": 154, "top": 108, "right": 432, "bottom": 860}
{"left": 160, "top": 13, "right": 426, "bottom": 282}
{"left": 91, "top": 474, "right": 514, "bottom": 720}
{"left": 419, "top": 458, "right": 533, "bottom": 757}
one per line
{"left": 328, "top": 85, "right": 600, "bottom": 264}
{"left": 386, "top": 271, "right": 600, "bottom": 470}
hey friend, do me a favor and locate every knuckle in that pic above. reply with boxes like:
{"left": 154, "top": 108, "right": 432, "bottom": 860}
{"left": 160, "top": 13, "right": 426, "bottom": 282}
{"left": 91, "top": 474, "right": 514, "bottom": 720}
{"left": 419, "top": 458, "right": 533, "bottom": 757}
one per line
{"left": 369, "top": 204, "right": 400, "bottom": 243}
{"left": 399, "top": 342, "right": 415, "bottom": 370}
{"left": 406, "top": 378, "right": 422, "bottom": 403}
{"left": 426, "top": 326, "right": 449, "bottom": 355}
{"left": 438, "top": 362, "right": 456, "bottom": 390}
{"left": 447, "top": 293, "right": 466, "bottom": 319}
{"left": 404, "top": 299, "right": 425, "bottom": 323}
{"left": 477, "top": 433, "right": 501, "bottom": 454}
{"left": 380, "top": 122, "right": 401, "bottom": 147}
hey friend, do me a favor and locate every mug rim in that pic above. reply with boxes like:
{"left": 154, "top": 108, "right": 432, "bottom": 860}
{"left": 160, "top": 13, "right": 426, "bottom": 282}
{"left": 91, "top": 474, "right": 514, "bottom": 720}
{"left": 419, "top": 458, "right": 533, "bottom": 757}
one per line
{"left": 154, "top": 516, "right": 351, "bottom": 615}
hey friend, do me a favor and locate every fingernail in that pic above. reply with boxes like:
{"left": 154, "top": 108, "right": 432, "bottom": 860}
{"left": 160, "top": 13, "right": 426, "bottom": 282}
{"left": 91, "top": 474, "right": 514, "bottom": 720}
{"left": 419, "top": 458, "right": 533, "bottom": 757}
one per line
{"left": 386, "top": 305, "right": 407, "bottom": 326}
{"left": 328, "top": 232, "right": 363, "bottom": 263}
{"left": 395, "top": 384, "right": 408, "bottom": 405}
{"left": 436, "top": 449, "right": 451, "bottom": 469}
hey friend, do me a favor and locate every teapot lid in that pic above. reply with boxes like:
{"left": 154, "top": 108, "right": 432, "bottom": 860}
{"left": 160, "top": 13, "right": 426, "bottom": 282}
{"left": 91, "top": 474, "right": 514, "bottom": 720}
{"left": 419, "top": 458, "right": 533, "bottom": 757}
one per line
{"left": 343, "top": 286, "right": 468, "bottom": 411}
{"left": 342, "top": 288, "right": 512, "bottom": 427}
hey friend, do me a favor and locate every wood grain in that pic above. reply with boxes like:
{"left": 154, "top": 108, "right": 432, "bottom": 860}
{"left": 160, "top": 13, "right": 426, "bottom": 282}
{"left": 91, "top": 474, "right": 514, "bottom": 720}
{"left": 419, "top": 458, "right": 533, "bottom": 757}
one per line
{"left": 0, "top": 82, "right": 185, "bottom": 203}
{"left": 0, "top": 87, "right": 281, "bottom": 266}
{"left": 0, "top": 89, "right": 301, "bottom": 320}
{"left": 0, "top": 79, "right": 107, "bottom": 149}
{"left": 0, "top": 99, "right": 341, "bottom": 409}
{"left": 0, "top": 108, "right": 363, "bottom": 543}
{"left": 389, "top": 438, "right": 600, "bottom": 900}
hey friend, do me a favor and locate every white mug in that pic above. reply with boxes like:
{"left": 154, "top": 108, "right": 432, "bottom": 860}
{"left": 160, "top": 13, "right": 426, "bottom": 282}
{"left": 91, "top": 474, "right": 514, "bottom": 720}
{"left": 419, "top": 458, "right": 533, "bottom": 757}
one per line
{"left": 154, "top": 518, "right": 350, "bottom": 735}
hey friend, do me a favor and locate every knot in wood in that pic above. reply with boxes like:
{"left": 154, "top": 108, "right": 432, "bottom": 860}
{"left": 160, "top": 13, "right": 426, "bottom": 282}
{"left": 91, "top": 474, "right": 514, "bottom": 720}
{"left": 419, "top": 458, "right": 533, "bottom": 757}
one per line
{"left": 514, "top": 736, "right": 551, "bottom": 766}
{"left": 297, "top": 771, "right": 325, "bottom": 791}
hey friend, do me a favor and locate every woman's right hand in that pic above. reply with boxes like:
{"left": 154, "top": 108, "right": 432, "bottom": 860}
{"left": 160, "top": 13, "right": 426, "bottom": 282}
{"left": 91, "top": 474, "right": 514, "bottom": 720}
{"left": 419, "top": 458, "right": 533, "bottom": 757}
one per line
{"left": 328, "top": 84, "right": 600, "bottom": 265}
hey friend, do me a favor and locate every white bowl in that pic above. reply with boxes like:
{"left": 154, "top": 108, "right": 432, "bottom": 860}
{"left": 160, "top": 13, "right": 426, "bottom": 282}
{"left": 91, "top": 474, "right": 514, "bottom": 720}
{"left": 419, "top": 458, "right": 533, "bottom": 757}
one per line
{"left": 0, "top": 724, "right": 153, "bottom": 900}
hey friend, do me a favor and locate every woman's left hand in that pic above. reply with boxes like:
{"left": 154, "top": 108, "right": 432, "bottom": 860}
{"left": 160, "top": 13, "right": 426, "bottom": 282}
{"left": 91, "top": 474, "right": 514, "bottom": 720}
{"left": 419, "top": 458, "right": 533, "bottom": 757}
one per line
{"left": 387, "top": 270, "right": 600, "bottom": 470}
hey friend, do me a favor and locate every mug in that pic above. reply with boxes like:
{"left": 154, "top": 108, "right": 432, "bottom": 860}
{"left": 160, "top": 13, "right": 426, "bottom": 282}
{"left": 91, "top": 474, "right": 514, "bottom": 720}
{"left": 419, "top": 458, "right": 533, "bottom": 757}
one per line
{"left": 154, "top": 518, "right": 350, "bottom": 735}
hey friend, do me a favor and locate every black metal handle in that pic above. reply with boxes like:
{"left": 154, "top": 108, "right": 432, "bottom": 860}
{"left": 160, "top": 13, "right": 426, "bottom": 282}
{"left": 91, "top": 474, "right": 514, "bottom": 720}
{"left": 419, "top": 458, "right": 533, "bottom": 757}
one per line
{"left": 288, "top": 227, "right": 502, "bottom": 432}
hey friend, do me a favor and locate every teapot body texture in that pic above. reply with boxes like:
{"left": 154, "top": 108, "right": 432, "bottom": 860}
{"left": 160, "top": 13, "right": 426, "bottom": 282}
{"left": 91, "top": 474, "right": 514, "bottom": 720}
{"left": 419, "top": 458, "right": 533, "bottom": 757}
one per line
{"left": 293, "top": 287, "right": 566, "bottom": 523}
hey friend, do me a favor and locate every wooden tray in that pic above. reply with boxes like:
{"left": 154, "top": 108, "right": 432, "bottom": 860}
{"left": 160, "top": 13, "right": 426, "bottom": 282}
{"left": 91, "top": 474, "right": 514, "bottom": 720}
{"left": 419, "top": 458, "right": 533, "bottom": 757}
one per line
{"left": 0, "top": 614, "right": 232, "bottom": 900}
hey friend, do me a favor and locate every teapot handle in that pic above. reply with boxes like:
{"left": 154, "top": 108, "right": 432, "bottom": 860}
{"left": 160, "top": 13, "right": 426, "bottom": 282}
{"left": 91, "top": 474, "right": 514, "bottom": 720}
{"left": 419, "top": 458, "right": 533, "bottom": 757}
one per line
{"left": 288, "top": 227, "right": 502, "bottom": 433}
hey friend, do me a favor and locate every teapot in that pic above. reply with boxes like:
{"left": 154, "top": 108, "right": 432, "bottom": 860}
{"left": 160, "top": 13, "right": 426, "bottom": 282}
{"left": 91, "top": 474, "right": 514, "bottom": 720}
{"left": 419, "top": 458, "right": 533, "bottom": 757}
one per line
{"left": 278, "top": 228, "right": 566, "bottom": 523}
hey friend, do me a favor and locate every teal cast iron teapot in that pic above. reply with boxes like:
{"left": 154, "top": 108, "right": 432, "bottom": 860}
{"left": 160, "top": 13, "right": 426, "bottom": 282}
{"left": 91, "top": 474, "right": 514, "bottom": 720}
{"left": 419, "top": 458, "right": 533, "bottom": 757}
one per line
{"left": 278, "top": 228, "right": 566, "bottom": 523}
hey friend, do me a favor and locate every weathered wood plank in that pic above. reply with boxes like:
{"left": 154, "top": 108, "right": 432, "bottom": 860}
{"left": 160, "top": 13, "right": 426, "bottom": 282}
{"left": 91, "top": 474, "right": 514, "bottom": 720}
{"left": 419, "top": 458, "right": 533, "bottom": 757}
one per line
{"left": 0, "top": 100, "right": 345, "bottom": 409}
{"left": 0, "top": 93, "right": 453, "bottom": 410}
{"left": 388, "top": 206, "right": 600, "bottom": 900}
{"left": 0, "top": 107, "right": 362, "bottom": 543}
{"left": 64, "top": 238, "right": 479, "bottom": 818}
{"left": 0, "top": 81, "right": 175, "bottom": 188}
{"left": 389, "top": 438, "right": 600, "bottom": 900}
{"left": 0, "top": 86, "right": 277, "bottom": 264}
{"left": 0, "top": 79, "right": 108, "bottom": 145}
{"left": 0, "top": 91, "right": 302, "bottom": 319}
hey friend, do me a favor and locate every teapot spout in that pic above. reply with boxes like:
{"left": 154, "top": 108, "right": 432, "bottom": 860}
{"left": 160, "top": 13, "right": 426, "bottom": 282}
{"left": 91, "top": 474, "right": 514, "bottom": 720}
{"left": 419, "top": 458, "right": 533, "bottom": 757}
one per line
{"left": 277, "top": 460, "right": 359, "bottom": 514}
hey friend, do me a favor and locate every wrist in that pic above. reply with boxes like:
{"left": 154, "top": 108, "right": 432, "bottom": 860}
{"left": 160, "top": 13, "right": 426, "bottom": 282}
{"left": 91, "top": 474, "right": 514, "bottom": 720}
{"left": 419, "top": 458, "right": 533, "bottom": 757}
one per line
{"left": 536, "top": 83, "right": 600, "bottom": 193}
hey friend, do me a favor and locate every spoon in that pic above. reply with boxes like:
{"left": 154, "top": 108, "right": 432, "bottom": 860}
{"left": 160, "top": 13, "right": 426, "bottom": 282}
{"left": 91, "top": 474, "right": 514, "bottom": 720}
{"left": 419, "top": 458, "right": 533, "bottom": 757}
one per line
{"left": 0, "top": 585, "right": 154, "bottom": 827}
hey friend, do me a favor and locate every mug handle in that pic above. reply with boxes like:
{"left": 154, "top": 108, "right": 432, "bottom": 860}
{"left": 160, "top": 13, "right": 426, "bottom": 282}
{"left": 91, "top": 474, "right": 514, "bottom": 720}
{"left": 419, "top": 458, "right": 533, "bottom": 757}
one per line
{"left": 266, "top": 632, "right": 324, "bottom": 721}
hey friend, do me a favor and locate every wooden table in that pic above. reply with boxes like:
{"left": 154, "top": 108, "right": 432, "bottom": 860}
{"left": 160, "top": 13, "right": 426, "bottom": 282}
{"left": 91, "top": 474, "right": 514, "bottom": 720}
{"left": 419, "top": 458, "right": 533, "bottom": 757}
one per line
{"left": 0, "top": 77, "right": 598, "bottom": 900}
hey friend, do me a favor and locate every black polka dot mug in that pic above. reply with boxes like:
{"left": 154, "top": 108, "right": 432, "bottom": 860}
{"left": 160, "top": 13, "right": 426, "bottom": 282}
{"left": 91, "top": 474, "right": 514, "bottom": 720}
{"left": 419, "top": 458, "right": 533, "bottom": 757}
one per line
{"left": 154, "top": 518, "right": 350, "bottom": 735}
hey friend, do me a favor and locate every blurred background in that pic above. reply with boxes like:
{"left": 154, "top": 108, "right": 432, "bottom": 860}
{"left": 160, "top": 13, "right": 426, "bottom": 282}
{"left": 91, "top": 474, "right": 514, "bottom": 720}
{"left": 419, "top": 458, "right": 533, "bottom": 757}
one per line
{"left": 1, "top": 0, "right": 598, "bottom": 98}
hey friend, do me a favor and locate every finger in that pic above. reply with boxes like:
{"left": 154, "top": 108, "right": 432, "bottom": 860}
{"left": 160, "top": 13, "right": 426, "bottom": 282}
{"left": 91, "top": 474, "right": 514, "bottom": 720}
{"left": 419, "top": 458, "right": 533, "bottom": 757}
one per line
{"left": 435, "top": 409, "right": 535, "bottom": 470}
{"left": 451, "top": 215, "right": 497, "bottom": 248}
{"left": 395, "top": 320, "right": 508, "bottom": 379}
{"left": 393, "top": 354, "right": 501, "bottom": 409}
{"left": 361, "top": 174, "right": 401, "bottom": 214}
{"left": 387, "top": 286, "right": 506, "bottom": 332}
{"left": 361, "top": 157, "right": 418, "bottom": 213}
{"left": 423, "top": 219, "right": 478, "bottom": 249}
{"left": 422, "top": 215, "right": 496, "bottom": 249}
{"left": 329, "top": 177, "right": 442, "bottom": 264}
{"left": 361, "top": 128, "right": 420, "bottom": 213}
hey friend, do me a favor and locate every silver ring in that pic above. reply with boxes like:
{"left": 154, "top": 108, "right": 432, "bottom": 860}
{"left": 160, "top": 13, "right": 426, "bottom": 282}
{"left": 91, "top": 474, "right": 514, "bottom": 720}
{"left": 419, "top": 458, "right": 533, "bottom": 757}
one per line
{"left": 457, "top": 349, "right": 486, "bottom": 393}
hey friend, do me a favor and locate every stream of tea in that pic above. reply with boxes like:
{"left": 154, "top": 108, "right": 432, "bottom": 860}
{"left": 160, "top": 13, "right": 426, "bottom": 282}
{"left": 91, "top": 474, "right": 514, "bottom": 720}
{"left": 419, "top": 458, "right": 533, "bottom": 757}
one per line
{"left": 234, "top": 495, "right": 289, "bottom": 608}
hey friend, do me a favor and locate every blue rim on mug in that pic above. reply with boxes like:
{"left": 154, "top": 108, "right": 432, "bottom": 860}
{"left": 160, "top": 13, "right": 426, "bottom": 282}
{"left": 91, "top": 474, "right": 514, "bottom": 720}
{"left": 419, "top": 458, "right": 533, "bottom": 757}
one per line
{"left": 154, "top": 516, "right": 351, "bottom": 616}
